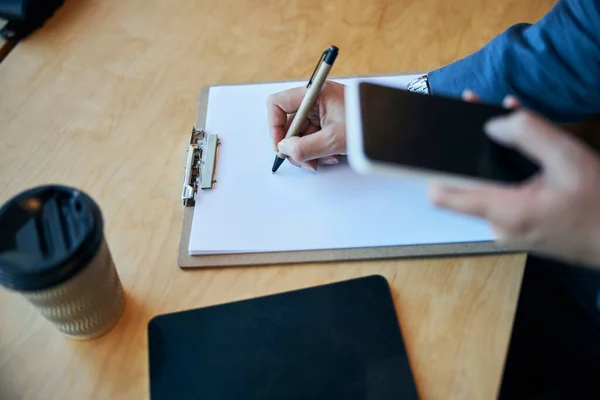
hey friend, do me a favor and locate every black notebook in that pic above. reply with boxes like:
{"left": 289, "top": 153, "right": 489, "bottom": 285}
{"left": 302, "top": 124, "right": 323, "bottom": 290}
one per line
{"left": 147, "top": 275, "right": 419, "bottom": 399}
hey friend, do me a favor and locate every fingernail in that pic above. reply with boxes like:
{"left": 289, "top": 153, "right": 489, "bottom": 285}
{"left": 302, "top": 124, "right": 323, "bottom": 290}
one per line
{"left": 321, "top": 157, "right": 339, "bottom": 165}
{"left": 302, "top": 164, "right": 317, "bottom": 173}
{"left": 277, "top": 140, "right": 289, "bottom": 154}
{"left": 502, "top": 95, "right": 519, "bottom": 109}
{"left": 463, "top": 89, "right": 478, "bottom": 101}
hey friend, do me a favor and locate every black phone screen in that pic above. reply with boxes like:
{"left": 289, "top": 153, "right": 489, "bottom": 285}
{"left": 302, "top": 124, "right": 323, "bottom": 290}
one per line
{"left": 358, "top": 82, "right": 540, "bottom": 183}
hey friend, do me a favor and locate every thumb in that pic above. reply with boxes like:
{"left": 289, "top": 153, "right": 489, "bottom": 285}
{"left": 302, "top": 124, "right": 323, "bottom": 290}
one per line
{"left": 484, "top": 110, "right": 582, "bottom": 180}
{"left": 278, "top": 125, "right": 341, "bottom": 162}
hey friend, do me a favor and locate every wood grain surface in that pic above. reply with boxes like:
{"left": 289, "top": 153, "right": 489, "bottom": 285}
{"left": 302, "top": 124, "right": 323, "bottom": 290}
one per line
{"left": 0, "top": 0, "right": 557, "bottom": 399}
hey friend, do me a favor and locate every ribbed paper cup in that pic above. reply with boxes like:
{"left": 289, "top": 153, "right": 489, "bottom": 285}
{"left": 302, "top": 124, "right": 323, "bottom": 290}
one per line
{"left": 0, "top": 185, "right": 124, "bottom": 340}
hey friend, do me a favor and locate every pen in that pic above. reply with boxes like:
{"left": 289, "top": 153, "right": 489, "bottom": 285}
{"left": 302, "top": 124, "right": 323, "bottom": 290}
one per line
{"left": 271, "top": 45, "right": 339, "bottom": 173}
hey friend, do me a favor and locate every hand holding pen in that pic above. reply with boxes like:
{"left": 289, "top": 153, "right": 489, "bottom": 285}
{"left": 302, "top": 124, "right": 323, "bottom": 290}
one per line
{"left": 267, "top": 46, "right": 346, "bottom": 173}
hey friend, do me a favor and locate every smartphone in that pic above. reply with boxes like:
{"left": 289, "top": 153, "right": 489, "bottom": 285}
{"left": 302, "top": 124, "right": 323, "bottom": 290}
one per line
{"left": 345, "top": 82, "right": 540, "bottom": 186}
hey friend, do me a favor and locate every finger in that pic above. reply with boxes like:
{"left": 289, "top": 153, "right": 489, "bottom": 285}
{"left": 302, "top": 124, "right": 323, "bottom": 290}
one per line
{"left": 287, "top": 157, "right": 317, "bottom": 172}
{"left": 429, "top": 184, "right": 497, "bottom": 219}
{"left": 275, "top": 111, "right": 317, "bottom": 152}
{"left": 282, "top": 113, "right": 310, "bottom": 138}
{"left": 429, "top": 183, "right": 522, "bottom": 223}
{"left": 502, "top": 95, "right": 520, "bottom": 109}
{"left": 429, "top": 182, "right": 543, "bottom": 240}
{"left": 267, "top": 87, "right": 308, "bottom": 148}
{"left": 318, "top": 156, "right": 339, "bottom": 165}
{"left": 462, "top": 89, "right": 480, "bottom": 103}
{"left": 288, "top": 158, "right": 300, "bottom": 168}
{"left": 278, "top": 124, "right": 343, "bottom": 163}
{"left": 484, "top": 110, "right": 584, "bottom": 179}
{"left": 303, "top": 160, "right": 318, "bottom": 172}
{"left": 277, "top": 116, "right": 311, "bottom": 151}
{"left": 301, "top": 122, "right": 320, "bottom": 138}
{"left": 285, "top": 123, "right": 319, "bottom": 169}
{"left": 290, "top": 156, "right": 337, "bottom": 172}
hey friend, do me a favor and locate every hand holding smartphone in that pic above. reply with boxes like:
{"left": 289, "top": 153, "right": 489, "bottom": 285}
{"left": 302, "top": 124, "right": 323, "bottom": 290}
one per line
{"left": 345, "top": 82, "right": 540, "bottom": 186}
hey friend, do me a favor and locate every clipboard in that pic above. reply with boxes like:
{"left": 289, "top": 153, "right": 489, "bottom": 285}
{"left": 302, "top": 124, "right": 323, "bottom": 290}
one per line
{"left": 177, "top": 75, "right": 513, "bottom": 269}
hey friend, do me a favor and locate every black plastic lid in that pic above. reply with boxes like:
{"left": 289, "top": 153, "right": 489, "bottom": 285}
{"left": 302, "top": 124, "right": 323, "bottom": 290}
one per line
{"left": 0, "top": 185, "right": 103, "bottom": 291}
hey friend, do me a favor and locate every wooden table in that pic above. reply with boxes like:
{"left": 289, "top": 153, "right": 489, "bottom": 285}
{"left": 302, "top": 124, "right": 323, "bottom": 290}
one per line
{"left": 0, "top": 0, "right": 556, "bottom": 398}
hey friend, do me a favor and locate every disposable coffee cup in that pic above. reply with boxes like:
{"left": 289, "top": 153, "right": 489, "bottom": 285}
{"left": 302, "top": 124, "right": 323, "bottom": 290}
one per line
{"left": 0, "top": 185, "right": 124, "bottom": 340}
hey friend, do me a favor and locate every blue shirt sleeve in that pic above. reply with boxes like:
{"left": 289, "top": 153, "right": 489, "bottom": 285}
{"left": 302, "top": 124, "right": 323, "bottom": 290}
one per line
{"left": 427, "top": 0, "right": 600, "bottom": 124}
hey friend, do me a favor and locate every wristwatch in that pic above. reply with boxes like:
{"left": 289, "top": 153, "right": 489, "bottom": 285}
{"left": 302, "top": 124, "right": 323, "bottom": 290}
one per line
{"left": 406, "top": 74, "right": 431, "bottom": 95}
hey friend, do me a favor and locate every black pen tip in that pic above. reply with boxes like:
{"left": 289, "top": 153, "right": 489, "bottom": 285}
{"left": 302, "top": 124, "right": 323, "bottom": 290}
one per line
{"left": 271, "top": 156, "right": 285, "bottom": 173}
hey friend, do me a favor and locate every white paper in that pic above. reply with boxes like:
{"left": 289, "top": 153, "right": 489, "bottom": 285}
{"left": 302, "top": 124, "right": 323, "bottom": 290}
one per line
{"left": 188, "top": 75, "right": 494, "bottom": 255}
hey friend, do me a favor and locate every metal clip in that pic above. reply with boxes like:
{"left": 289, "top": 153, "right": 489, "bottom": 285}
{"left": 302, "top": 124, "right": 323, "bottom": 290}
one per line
{"left": 307, "top": 49, "right": 327, "bottom": 89}
{"left": 182, "top": 127, "right": 219, "bottom": 206}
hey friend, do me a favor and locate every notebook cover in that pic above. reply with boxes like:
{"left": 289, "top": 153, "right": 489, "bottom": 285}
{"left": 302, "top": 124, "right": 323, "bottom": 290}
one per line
{"left": 147, "top": 275, "right": 420, "bottom": 399}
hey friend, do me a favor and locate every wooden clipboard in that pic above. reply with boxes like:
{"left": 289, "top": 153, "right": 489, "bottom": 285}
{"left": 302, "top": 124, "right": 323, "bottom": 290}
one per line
{"left": 178, "top": 76, "right": 512, "bottom": 268}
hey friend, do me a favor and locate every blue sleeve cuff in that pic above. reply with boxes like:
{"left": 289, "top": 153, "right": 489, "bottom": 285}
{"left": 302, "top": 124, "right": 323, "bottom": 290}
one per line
{"left": 427, "top": 0, "right": 600, "bottom": 124}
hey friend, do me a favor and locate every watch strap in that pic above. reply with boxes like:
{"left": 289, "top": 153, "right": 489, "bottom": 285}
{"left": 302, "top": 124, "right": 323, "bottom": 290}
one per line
{"left": 406, "top": 75, "right": 431, "bottom": 95}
